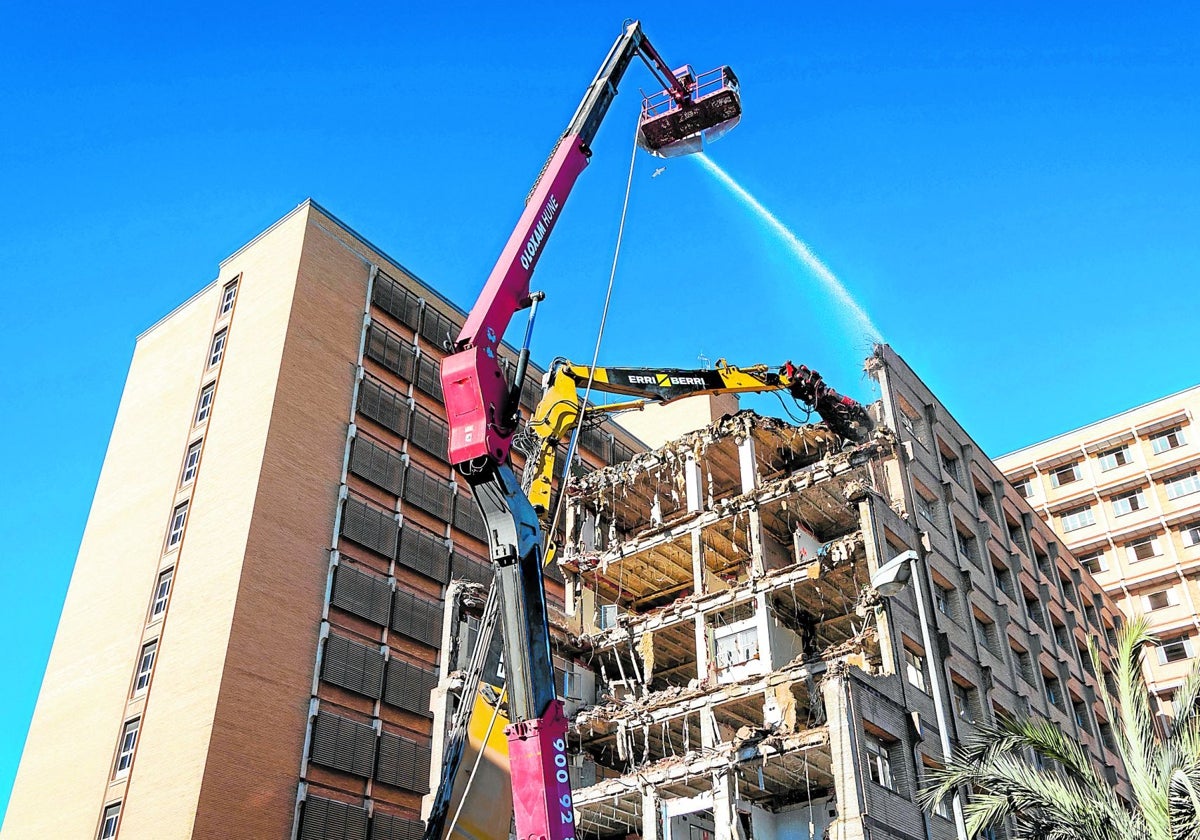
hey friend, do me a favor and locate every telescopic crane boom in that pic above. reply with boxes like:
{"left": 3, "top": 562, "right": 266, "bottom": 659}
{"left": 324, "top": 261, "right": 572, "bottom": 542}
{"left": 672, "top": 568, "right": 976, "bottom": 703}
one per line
{"left": 433, "top": 20, "right": 741, "bottom": 840}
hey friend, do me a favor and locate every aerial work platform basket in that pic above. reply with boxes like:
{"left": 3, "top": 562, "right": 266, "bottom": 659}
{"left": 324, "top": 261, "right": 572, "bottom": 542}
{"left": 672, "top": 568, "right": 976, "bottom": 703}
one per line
{"left": 637, "top": 65, "right": 741, "bottom": 157}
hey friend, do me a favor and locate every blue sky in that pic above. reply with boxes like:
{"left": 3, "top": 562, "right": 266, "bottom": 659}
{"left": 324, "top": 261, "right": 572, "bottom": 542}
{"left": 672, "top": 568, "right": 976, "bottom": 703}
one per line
{"left": 2, "top": 1, "right": 1198, "bottom": 822}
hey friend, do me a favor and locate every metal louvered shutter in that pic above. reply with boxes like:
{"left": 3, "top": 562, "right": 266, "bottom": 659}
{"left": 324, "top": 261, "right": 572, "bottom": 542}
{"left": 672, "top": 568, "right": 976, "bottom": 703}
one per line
{"left": 366, "top": 323, "right": 417, "bottom": 382}
{"left": 371, "top": 812, "right": 424, "bottom": 840}
{"left": 391, "top": 589, "right": 444, "bottom": 647}
{"left": 322, "top": 634, "right": 385, "bottom": 699}
{"left": 402, "top": 467, "right": 453, "bottom": 522}
{"left": 358, "top": 378, "right": 411, "bottom": 437}
{"left": 612, "top": 438, "right": 636, "bottom": 463}
{"left": 372, "top": 272, "right": 423, "bottom": 330}
{"left": 419, "top": 306, "right": 457, "bottom": 351}
{"left": 519, "top": 371, "right": 544, "bottom": 411}
{"left": 397, "top": 526, "right": 451, "bottom": 583}
{"left": 300, "top": 795, "right": 369, "bottom": 840}
{"left": 349, "top": 438, "right": 404, "bottom": 496}
{"left": 414, "top": 354, "right": 444, "bottom": 402}
{"left": 408, "top": 408, "right": 449, "bottom": 459}
{"left": 452, "top": 492, "right": 487, "bottom": 542}
{"left": 383, "top": 659, "right": 437, "bottom": 716}
{"left": 579, "top": 425, "right": 612, "bottom": 461}
{"left": 376, "top": 731, "right": 431, "bottom": 792}
{"left": 452, "top": 550, "right": 493, "bottom": 586}
{"left": 341, "top": 497, "right": 400, "bottom": 558}
{"left": 332, "top": 565, "right": 392, "bottom": 625}
{"left": 310, "top": 711, "right": 377, "bottom": 777}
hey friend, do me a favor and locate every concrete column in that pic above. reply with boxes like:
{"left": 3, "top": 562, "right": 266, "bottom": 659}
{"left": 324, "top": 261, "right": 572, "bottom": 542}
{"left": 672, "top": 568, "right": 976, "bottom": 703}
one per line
{"left": 641, "top": 787, "right": 661, "bottom": 840}
{"left": 695, "top": 614, "right": 710, "bottom": 687}
{"left": 711, "top": 770, "right": 739, "bottom": 840}
{"left": 754, "top": 592, "right": 773, "bottom": 671}
{"left": 738, "top": 435, "right": 758, "bottom": 494}
{"left": 822, "top": 675, "right": 867, "bottom": 840}
{"left": 747, "top": 508, "right": 767, "bottom": 577}
{"left": 685, "top": 453, "right": 703, "bottom": 513}
{"left": 692, "top": 529, "right": 706, "bottom": 596}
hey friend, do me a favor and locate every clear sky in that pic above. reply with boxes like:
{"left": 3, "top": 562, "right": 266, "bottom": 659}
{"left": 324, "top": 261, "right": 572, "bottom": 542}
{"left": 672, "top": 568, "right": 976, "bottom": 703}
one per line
{"left": 2, "top": 0, "right": 1198, "bottom": 822}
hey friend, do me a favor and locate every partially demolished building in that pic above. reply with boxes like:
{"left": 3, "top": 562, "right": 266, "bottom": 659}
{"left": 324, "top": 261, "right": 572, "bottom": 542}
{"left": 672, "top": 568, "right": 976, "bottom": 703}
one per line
{"left": 500, "top": 345, "right": 1127, "bottom": 840}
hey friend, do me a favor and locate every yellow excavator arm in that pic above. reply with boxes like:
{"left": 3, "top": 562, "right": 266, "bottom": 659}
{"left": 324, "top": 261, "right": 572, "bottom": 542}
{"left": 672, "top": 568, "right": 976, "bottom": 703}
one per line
{"left": 524, "top": 358, "right": 871, "bottom": 527}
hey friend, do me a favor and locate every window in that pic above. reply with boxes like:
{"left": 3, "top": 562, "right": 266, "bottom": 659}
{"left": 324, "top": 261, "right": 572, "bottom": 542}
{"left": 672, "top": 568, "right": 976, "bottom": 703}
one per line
{"left": 974, "top": 614, "right": 999, "bottom": 653}
{"left": 934, "top": 794, "right": 952, "bottom": 820}
{"left": 195, "top": 383, "right": 215, "bottom": 424}
{"left": 1098, "top": 446, "right": 1131, "bottom": 471}
{"left": 150, "top": 568, "right": 173, "bottom": 619}
{"left": 1165, "top": 471, "right": 1200, "bottom": 501}
{"left": 1151, "top": 427, "right": 1187, "bottom": 454}
{"left": 956, "top": 528, "right": 979, "bottom": 562}
{"left": 1050, "top": 463, "right": 1081, "bottom": 488}
{"left": 181, "top": 440, "right": 202, "bottom": 485}
{"left": 714, "top": 624, "right": 759, "bottom": 669}
{"left": 1073, "top": 700, "right": 1091, "bottom": 732}
{"left": 1158, "top": 636, "right": 1194, "bottom": 665}
{"left": 1112, "top": 489, "right": 1148, "bottom": 517}
{"left": 941, "top": 451, "right": 962, "bottom": 483}
{"left": 99, "top": 803, "right": 121, "bottom": 840}
{"left": 1016, "top": 648, "right": 1036, "bottom": 685}
{"left": 1077, "top": 551, "right": 1108, "bottom": 574}
{"left": 1025, "top": 595, "right": 1044, "bottom": 627}
{"left": 1012, "top": 477, "right": 1034, "bottom": 499}
{"left": 1060, "top": 506, "right": 1095, "bottom": 532}
{"left": 167, "top": 502, "right": 188, "bottom": 549}
{"left": 865, "top": 733, "right": 896, "bottom": 790}
{"left": 113, "top": 718, "right": 140, "bottom": 778}
{"left": 904, "top": 647, "right": 927, "bottom": 691}
{"left": 1142, "top": 589, "right": 1179, "bottom": 612}
{"left": 134, "top": 640, "right": 157, "bottom": 695}
{"left": 1046, "top": 676, "right": 1064, "bottom": 710}
{"left": 934, "top": 584, "right": 952, "bottom": 618}
{"left": 220, "top": 279, "right": 238, "bottom": 315}
{"left": 953, "top": 682, "right": 977, "bottom": 722}
{"left": 1183, "top": 523, "right": 1200, "bottom": 548}
{"left": 915, "top": 492, "right": 936, "bottom": 524}
{"left": 1127, "top": 536, "right": 1161, "bottom": 563}
{"left": 208, "top": 329, "right": 227, "bottom": 367}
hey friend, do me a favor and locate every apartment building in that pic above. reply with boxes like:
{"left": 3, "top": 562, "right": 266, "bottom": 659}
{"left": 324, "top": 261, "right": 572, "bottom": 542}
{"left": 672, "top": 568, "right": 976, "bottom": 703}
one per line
{"left": 3, "top": 197, "right": 1129, "bottom": 840}
{"left": 2, "top": 201, "right": 638, "bottom": 840}
{"left": 996, "top": 385, "right": 1200, "bottom": 702}
{"left": 438, "top": 344, "right": 1128, "bottom": 840}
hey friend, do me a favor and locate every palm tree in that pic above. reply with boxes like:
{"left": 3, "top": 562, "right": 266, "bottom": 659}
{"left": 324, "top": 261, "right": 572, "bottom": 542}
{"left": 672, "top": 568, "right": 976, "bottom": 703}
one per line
{"left": 919, "top": 616, "right": 1200, "bottom": 840}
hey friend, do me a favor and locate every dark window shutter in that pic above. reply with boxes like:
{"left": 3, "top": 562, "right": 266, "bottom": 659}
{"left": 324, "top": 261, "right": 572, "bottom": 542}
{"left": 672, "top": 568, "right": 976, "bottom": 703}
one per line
{"left": 341, "top": 497, "right": 400, "bottom": 559}
{"left": 375, "top": 731, "right": 431, "bottom": 793}
{"left": 349, "top": 437, "right": 405, "bottom": 496}
{"left": 414, "top": 354, "right": 444, "bottom": 402}
{"left": 519, "top": 372, "right": 544, "bottom": 411}
{"left": 612, "top": 436, "right": 637, "bottom": 463}
{"left": 401, "top": 467, "right": 453, "bottom": 523}
{"left": 452, "top": 491, "right": 488, "bottom": 542}
{"left": 299, "top": 795, "right": 369, "bottom": 840}
{"left": 452, "top": 550, "right": 493, "bottom": 586}
{"left": 579, "top": 424, "right": 612, "bottom": 461}
{"left": 366, "top": 323, "right": 417, "bottom": 382}
{"left": 419, "top": 306, "right": 458, "bottom": 351}
{"left": 408, "top": 407, "right": 449, "bottom": 459}
{"left": 397, "top": 526, "right": 451, "bottom": 584}
{"left": 332, "top": 565, "right": 392, "bottom": 626}
{"left": 372, "top": 271, "right": 423, "bottom": 331}
{"left": 383, "top": 659, "right": 437, "bottom": 716}
{"left": 310, "top": 711, "right": 377, "bottom": 778}
{"left": 358, "top": 378, "right": 411, "bottom": 437}
{"left": 371, "top": 812, "right": 425, "bottom": 840}
{"left": 391, "top": 589, "right": 444, "bottom": 647}
{"left": 322, "top": 634, "right": 385, "bottom": 699}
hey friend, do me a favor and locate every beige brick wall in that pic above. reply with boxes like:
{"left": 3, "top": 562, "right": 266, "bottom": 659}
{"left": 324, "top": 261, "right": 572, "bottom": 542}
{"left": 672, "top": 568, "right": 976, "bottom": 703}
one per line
{"left": 2, "top": 285, "right": 221, "bottom": 839}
